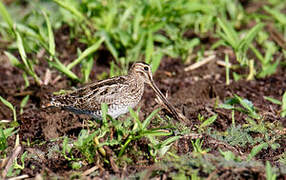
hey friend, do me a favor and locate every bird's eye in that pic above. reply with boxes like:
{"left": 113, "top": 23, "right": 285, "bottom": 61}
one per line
{"left": 143, "top": 66, "right": 149, "bottom": 71}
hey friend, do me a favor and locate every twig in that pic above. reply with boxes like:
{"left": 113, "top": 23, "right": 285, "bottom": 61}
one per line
{"left": 184, "top": 55, "right": 216, "bottom": 72}
{"left": 0, "top": 120, "right": 12, "bottom": 123}
{"left": 216, "top": 60, "right": 232, "bottom": 68}
{"left": 7, "top": 174, "right": 29, "bottom": 180}
{"left": 2, "top": 146, "right": 22, "bottom": 178}
{"left": 181, "top": 133, "right": 202, "bottom": 139}
{"left": 82, "top": 166, "right": 99, "bottom": 176}
{"left": 44, "top": 69, "right": 52, "bottom": 85}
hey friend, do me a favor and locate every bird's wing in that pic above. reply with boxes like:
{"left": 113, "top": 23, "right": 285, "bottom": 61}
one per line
{"left": 51, "top": 76, "right": 129, "bottom": 113}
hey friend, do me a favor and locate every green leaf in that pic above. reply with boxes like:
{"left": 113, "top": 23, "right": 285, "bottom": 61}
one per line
{"left": 20, "top": 95, "right": 30, "bottom": 115}
{"left": 67, "top": 37, "right": 104, "bottom": 70}
{"left": 142, "top": 109, "right": 160, "bottom": 129}
{"left": 2, "top": 127, "right": 15, "bottom": 138}
{"left": 247, "top": 142, "right": 268, "bottom": 160}
{"left": 49, "top": 58, "right": 80, "bottom": 81}
{"left": 234, "top": 94, "right": 261, "bottom": 119}
{"left": 0, "top": 96, "right": 16, "bottom": 121}
{"left": 42, "top": 10, "right": 55, "bottom": 56}
{"left": 263, "top": 96, "right": 282, "bottom": 105}
{"left": 101, "top": 103, "right": 108, "bottom": 126}
{"left": 0, "top": 96, "right": 14, "bottom": 113}
{"left": 281, "top": 92, "right": 286, "bottom": 117}
{"left": 4, "top": 51, "right": 22, "bottom": 68}
{"left": 81, "top": 56, "right": 94, "bottom": 83}
{"left": 132, "top": 7, "right": 143, "bottom": 41}
{"left": 102, "top": 32, "right": 118, "bottom": 60}
{"left": 145, "top": 30, "right": 154, "bottom": 64}
{"left": 150, "top": 50, "right": 163, "bottom": 73}
{"left": 258, "top": 60, "right": 279, "bottom": 78}
{"left": 199, "top": 114, "right": 217, "bottom": 129}
{"left": 238, "top": 23, "right": 264, "bottom": 54}
{"left": 219, "top": 149, "right": 236, "bottom": 161}
{"left": 263, "top": 6, "right": 286, "bottom": 25}
{"left": 217, "top": 18, "right": 238, "bottom": 49}
{"left": 0, "top": 1, "right": 14, "bottom": 31}
{"left": 266, "top": 161, "right": 277, "bottom": 180}
{"left": 129, "top": 108, "right": 142, "bottom": 130}
{"left": 158, "top": 136, "right": 180, "bottom": 156}
{"left": 53, "top": 0, "right": 86, "bottom": 21}
{"left": 16, "top": 31, "right": 30, "bottom": 71}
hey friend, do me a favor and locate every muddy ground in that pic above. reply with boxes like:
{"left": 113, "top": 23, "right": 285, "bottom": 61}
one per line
{"left": 1, "top": 26, "right": 286, "bottom": 179}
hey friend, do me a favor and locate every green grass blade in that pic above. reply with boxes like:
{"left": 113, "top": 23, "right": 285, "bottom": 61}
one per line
{"left": 250, "top": 44, "right": 265, "bottom": 63}
{"left": 281, "top": 92, "right": 286, "bottom": 118}
{"left": 145, "top": 30, "right": 154, "bottom": 64}
{"left": 0, "top": 96, "right": 14, "bottom": 112}
{"left": 53, "top": 0, "right": 85, "bottom": 21}
{"left": 0, "top": 96, "right": 16, "bottom": 121}
{"left": 217, "top": 18, "right": 239, "bottom": 49}
{"left": 101, "top": 103, "right": 108, "bottom": 127}
{"left": 238, "top": 23, "right": 264, "bottom": 53}
{"left": 2, "top": 127, "right": 15, "bottom": 138}
{"left": 199, "top": 114, "right": 218, "bottom": 129}
{"left": 132, "top": 7, "right": 143, "bottom": 41}
{"left": 42, "top": 10, "right": 55, "bottom": 57}
{"left": 266, "top": 161, "right": 277, "bottom": 180}
{"left": 16, "top": 31, "right": 42, "bottom": 85}
{"left": 263, "top": 96, "right": 282, "bottom": 105}
{"left": 258, "top": 60, "right": 279, "bottom": 78}
{"left": 81, "top": 56, "right": 94, "bottom": 83}
{"left": 263, "top": 6, "right": 286, "bottom": 25}
{"left": 16, "top": 31, "right": 30, "bottom": 71}
{"left": 0, "top": 1, "right": 14, "bottom": 31}
{"left": 225, "top": 54, "right": 230, "bottom": 85}
{"left": 20, "top": 95, "right": 30, "bottom": 115}
{"left": 150, "top": 50, "right": 163, "bottom": 73}
{"left": 141, "top": 130, "right": 172, "bottom": 137}
{"left": 142, "top": 109, "right": 160, "bottom": 129}
{"left": 119, "top": 7, "right": 133, "bottom": 29}
{"left": 118, "top": 137, "right": 132, "bottom": 157}
{"left": 129, "top": 108, "right": 142, "bottom": 130}
{"left": 102, "top": 32, "right": 118, "bottom": 60}
{"left": 247, "top": 142, "right": 268, "bottom": 161}
{"left": 4, "top": 51, "right": 22, "bottom": 68}
{"left": 49, "top": 57, "right": 80, "bottom": 81}
{"left": 67, "top": 37, "right": 104, "bottom": 70}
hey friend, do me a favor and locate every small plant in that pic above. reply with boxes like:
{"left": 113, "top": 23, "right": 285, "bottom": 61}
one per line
{"left": 219, "top": 94, "right": 261, "bottom": 119}
{"left": 5, "top": 151, "right": 28, "bottom": 177}
{"left": 0, "top": 96, "right": 17, "bottom": 122}
{"left": 216, "top": 18, "right": 264, "bottom": 66}
{"left": 198, "top": 114, "right": 217, "bottom": 133}
{"left": 0, "top": 127, "right": 16, "bottom": 156}
{"left": 247, "top": 142, "right": 268, "bottom": 161}
{"left": 118, "top": 108, "right": 174, "bottom": 157}
{"left": 219, "top": 149, "right": 237, "bottom": 161}
{"left": 265, "top": 161, "right": 277, "bottom": 180}
{"left": 250, "top": 42, "right": 280, "bottom": 78}
{"left": 210, "top": 125, "right": 258, "bottom": 147}
{"left": 264, "top": 91, "right": 286, "bottom": 117}
{"left": 191, "top": 139, "right": 210, "bottom": 156}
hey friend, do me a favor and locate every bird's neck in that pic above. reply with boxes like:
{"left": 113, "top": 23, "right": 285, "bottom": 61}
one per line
{"left": 127, "top": 73, "right": 145, "bottom": 87}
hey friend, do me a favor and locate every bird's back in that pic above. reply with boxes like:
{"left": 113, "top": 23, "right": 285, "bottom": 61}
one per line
{"left": 50, "top": 75, "right": 144, "bottom": 119}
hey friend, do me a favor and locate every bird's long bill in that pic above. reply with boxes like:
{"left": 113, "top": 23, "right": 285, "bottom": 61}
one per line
{"left": 148, "top": 80, "right": 180, "bottom": 120}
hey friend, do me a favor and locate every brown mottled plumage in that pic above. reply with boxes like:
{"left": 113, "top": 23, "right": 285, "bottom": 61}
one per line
{"left": 49, "top": 62, "right": 181, "bottom": 120}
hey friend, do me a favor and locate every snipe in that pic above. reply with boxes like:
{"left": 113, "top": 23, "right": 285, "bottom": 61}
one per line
{"left": 49, "top": 62, "right": 182, "bottom": 121}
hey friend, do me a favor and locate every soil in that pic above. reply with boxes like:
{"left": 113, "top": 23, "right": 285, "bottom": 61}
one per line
{"left": 1, "top": 19, "right": 286, "bottom": 180}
